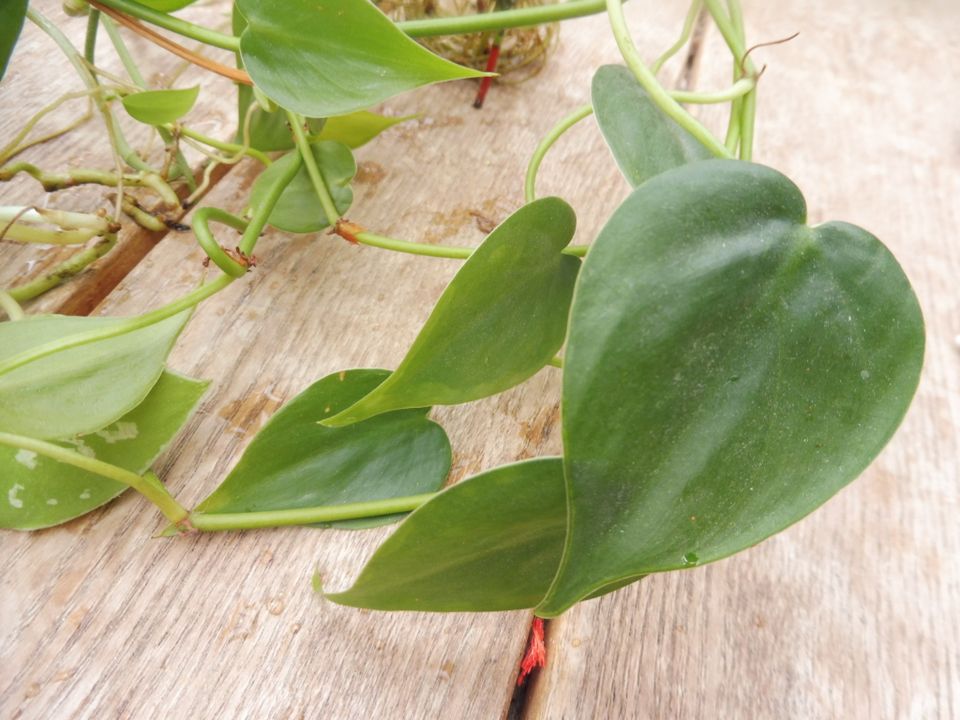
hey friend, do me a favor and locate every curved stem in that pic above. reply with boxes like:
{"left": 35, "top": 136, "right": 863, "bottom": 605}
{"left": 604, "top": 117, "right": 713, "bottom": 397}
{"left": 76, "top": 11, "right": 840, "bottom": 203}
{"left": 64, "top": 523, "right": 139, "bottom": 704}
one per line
{"left": 0, "top": 431, "right": 189, "bottom": 524}
{"left": 7, "top": 234, "right": 118, "bottom": 303}
{"left": 348, "top": 230, "right": 588, "bottom": 259}
{"left": 192, "top": 208, "right": 250, "bottom": 277}
{"left": 0, "top": 89, "right": 96, "bottom": 165}
{"left": 287, "top": 110, "right": 340, "bottom": 227}
{"left": 525, "top": 104, "right": 593, "bottom": 204}
{"left": 672, "top": 77, "right": 754, "bottom": 104}
{"left": 0, "top": 291, "right": 24, "bottom": 321}
{"left": 178, "top": 126, "right": 271, "bottom": 166}
{"left": 605, "top": 0, "right": 730, "bottom": 159}
{"left": 651, "top": 0, "right": 701, "bottom": 74}
{"left": 188, "top": 492, "right": 438, "bottom": 532}
{"left": 84, "top": 10, "right": 101, "bottom": 64}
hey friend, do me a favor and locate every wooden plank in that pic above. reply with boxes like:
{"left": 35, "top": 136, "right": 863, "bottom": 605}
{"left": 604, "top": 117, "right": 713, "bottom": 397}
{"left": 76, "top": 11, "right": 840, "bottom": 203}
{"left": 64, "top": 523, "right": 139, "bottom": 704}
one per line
{"left": 0, "top": 0, "right": 238, "bottom": 315}
{"left": 0, "top": 5, "right": 694, "bottom": 717}
{"left": 525, "top": 2, "right": 960, "bottom": 719}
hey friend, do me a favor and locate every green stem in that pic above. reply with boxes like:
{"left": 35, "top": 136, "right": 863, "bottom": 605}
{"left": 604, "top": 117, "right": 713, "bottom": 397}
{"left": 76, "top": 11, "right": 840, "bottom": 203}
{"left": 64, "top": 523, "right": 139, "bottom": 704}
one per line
{"left": 0, "top": 162, "right": 176, "bottom": 204}
{"left": 192, "top": 207, "right": 250, "bottom": 277}
{"left": 672, "top": 77, "right": 754, "bottom": 104}
{"left": 0, "top": 206, "right": 114, "bottom": 232}
{"left": 287, "top": 110, "right": 340, "bottom": 226}
{"left": 351, "top": 230, "right": 588, "bottom": 259}
{"left": 189, "top": 493, "right": 437, "bottom": 532}
{"left": 7, "top": 234, "right": 118, "bottom": 302}
{"left": 0, "top": 291, "right": 24, "bottom": 320}
{"left": 605, "top": 0, "right": 730, "bottom": 159}
{"left": 84, "top": 9, "right": 100, "bottom": 64}
{"left": 546, "top": 355, "right": 563, "bottom": 368}
{"left": 0, "top": 90, "right": 96, "bottom": 165}
{"left": 525, "top": 104, "right": 593, "bottom": 204}
{"left": 0, "top": 431, "right": 189, "bottom": 525}
{"left": 0, "top": 223, "right": 98, "bottom": 245}
{"left": 398, "top": 0, "right": 614, "bottom": 37}
{"left": 91, "top": 0, "right": 239, "bottom": 51}
{"left": 178, "top": 126, "right": 271, "bottom": 166}
{"left": 651, "top": 0, "right": 701, "bottom": 74}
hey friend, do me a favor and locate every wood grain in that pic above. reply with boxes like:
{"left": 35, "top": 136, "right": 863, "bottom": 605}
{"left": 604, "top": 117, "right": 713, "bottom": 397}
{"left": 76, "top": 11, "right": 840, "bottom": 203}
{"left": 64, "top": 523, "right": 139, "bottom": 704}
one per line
{"left": 0, "top": 0, "right": 237, "bottom": 316}
{"left": 525, "top": 2, "right": 960, "bottom": 719}
{"left": 1, "top": 5, "right": 691, "bottom": 718}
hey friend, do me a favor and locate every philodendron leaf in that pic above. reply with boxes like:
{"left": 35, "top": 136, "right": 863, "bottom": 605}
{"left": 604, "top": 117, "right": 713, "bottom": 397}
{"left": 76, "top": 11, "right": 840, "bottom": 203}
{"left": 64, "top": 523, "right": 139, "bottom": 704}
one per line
{"left": 592, "top": 64, "right": 711, "bottom": 187}
{"left": 323, "top": 197, "right": 581, "bottom": 427}
{"left": 0, "top": 312, "right": 190, "bottom": 439}
{"left": 236, "top": 0, "right": 488, "bottom": 118}
{"left": 326, "top": 458, "right": 566, "bottom": 611}
{"left": 248, "top": 142, "right": 355, "bottom": 233}
{"left": 313, "top": 111, "right": 418, "bottom": 149}
{"left": 194, "top": 369, "right": 451, "bottom": 529}
{"left": 536, "top": 160, "right": 924, "bottom": 616}
{"left": 121, "top": 86, "right": 200, "bottom": 126}
{"left": 0, "top": 370, "right": 207, "bottom": 531}
{"left": 0, "top": 0, "right": 26, "bottom": 82}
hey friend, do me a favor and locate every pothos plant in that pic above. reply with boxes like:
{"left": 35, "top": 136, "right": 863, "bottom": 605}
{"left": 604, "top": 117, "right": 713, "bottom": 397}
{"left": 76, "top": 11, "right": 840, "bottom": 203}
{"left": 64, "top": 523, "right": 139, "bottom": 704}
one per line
{"left": 0, "top": 0, "right": 924, "bottom": 627}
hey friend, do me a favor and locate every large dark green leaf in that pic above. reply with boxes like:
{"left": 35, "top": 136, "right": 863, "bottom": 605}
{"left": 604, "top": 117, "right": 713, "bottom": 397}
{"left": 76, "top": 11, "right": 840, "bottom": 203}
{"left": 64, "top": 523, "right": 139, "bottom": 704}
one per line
{"left": 536, "top": 160, "right": 924, "bottom": 616}
{"left": 194, "top": 369, "right": 450, "bottom": 529}
{"left": 0, "top": 370, "right": 207, "bottom": 530}
{"left": 122, "top": 86, "right": 199, "bottom": 126}
{"left": 247, "top": 142, "right": 355, "bottom": 233}
{"left": 0, "top": 313, "right": 190, "bottom": 440}
{"left": 323, "top": 198, "right": 580, "bottom": 427}
{"left": 236, "top": 0, "right": 488, "bottom": 118}
{"left": 0, "top": 0, "right": 27, "bottom": 82}
{"left": 591, "top": 64, "right": 711, "bottom": 187}
{"left": 325, "top": 458, "right": 566, "bottom": 611}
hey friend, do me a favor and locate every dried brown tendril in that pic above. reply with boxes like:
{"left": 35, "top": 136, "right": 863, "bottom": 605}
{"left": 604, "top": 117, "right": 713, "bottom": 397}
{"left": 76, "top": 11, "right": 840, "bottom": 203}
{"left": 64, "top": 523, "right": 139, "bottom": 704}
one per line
{"left": 378, "top": 0, "right": 559, "bottom": 84}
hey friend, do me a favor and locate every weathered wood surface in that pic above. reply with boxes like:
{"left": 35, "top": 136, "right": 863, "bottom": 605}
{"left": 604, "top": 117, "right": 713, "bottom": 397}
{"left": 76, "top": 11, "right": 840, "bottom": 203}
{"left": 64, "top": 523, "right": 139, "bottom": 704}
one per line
{"left": 2, "top": 1, "right": 958, "bottom": 719}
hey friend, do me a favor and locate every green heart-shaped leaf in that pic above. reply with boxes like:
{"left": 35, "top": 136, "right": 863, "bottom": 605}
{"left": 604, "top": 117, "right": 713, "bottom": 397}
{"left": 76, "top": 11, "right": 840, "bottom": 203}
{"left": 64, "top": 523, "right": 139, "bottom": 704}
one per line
{"left": 326, "top": 458, "right": 566, "bottom": 611}
{"left": 312, "top": 110, "right": 417, "bottom": 149}
{"left": 0, "top": 0, "right": 26, "bottom": 82}
{"left": 236, "top": 0, "right": 488, "bottom": 118}
{"left": 248, "top": 142, "right": 355, "bottom": 233}
{"left": 536, "top": 160, "right": 924, "bottom": 616}
{"left": 323, "top": 197, "right": 581, "bottom": 427}
{"left": 194, "top": 369, "right": 450, "bottom": 529}
{"left": 0, "top": 370, "right": 207, "bottom": 530}
{"left": 0, "top": 312, "right": 189, "bottom": 439}
{"left": 121, "top": 86, "right": 200, "bottom": 126}
{"left": 592, "top": 64, "right": 711, "bottom": 187}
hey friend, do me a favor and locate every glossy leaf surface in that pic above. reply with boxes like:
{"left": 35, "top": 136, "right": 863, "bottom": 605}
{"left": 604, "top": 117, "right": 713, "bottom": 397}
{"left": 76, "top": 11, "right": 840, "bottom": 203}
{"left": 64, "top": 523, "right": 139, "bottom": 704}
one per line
{"left": 592, "top": 64, "right": 710, "bottom": 187}
{"left": 326, "top": 458, "right": 566, "bottom": 611}
{"left": 121, "top": 86, "right": 199, "bottom": 126}
{"left": 324, "top": 198, "right": 580, "bottom": 427}
{"left": 0, "top": 0, "right": 27, "bottom": 82}
{"left": 0, "top": 370, "right": 207, "bottom": 530}
{"left": 195, "top": 369, "right": 450, "bottom": 529}
{"left": 537, "top": 160, "right": 924, "bottom": 615}
{"left": 236, "top": 0, "right": 487, "bottom": 117}
{"left": 313, "top": 111, "right": 417, "bottom": 149}
{"left": 0, "top": 312, "right": 189, "bottom": 439}
{"left": 248, "top": 142, "right": 355, "bottom": 233}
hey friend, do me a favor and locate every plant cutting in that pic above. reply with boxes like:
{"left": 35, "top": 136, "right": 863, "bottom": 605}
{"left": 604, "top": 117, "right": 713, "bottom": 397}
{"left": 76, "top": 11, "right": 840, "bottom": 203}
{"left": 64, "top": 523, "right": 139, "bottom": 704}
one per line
{"left": 0, "top": 0, "right": 924, "bottom": 646}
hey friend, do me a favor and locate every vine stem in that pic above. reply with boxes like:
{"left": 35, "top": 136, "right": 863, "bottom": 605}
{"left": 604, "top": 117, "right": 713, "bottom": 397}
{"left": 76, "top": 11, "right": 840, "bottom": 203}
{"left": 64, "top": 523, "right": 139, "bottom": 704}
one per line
{"left": 186, "top": 493, "right": 438, "bottom": 532}
{"left": 651, "top": 0, "right": 701, "bottom": 74}
{"left": 88, "top": 0, "right": 618, "bottom": 49}
{"left": 0, "top": 291, "right": 24, "bottom": 320}
{"left": 287, "top": 110, "right": 341, "bottom": 227}
{"left": 341, "top": 229, "right": 588, "bottom": 259}
{"left": 525, "top": 104, "right": 593, "bottom": 203}
{"left": 605, "top": 0, "right": 731, "bottom": 159}
{"left": 6, "top": 234, "right": 118, "bottom": 303}
{"left": 0, "top": 431, "right": 189, "bottom": 525}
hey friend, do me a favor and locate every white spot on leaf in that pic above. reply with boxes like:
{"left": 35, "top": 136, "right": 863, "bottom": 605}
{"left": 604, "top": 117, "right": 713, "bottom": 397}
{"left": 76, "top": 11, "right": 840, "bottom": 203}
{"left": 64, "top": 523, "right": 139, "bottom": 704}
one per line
{"left": 15, "top": 449, "right": 38, "bottom": 470}
{"left": 94, "top": 421, "right": 139, "bottom": 444}
{"left": 79, "top": 489, "right": 91, "bottom": 500}
{"left": 8, "top": 484, "right": 24, "bottom": 509}
{"left": 46, "top": 498, "right": 58, "bottom": 506}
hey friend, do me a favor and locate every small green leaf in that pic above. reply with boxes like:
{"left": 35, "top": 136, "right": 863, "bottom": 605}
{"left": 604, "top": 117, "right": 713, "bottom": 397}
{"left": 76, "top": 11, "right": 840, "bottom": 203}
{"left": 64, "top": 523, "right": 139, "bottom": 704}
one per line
{"left": 323, "top": 198, "right": 580, "bottom": 427}
{"left": 0, "top": 0, "right": 27, "bottom": 82}
{"left": 194, "top": 369, "right": 451, "bottom": 529}
{"left": 248, "top": 142, "right": 355, "bottom": 233}
{"left": 592, "top": 64, "right": 711, "bottom": 186}
{"left": 0, "top": 370, "right": 207, "bottom": 531}
{"left": 0, "top": 312, "right": 190, "bottom": 440}
{"left": 121, "top": 86, "right": 200, "bottom": 126}
{"left": 326, "top": 458, "right": 566, "bottom": 611}
{"left": 312, "top": 111, "right": 418, "bottom": 149}
{"left": 536, "top": 160, "right": 924, "bottom": 616}
{"left": 236, "top": 0, "right": 488, "bottom": 118}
